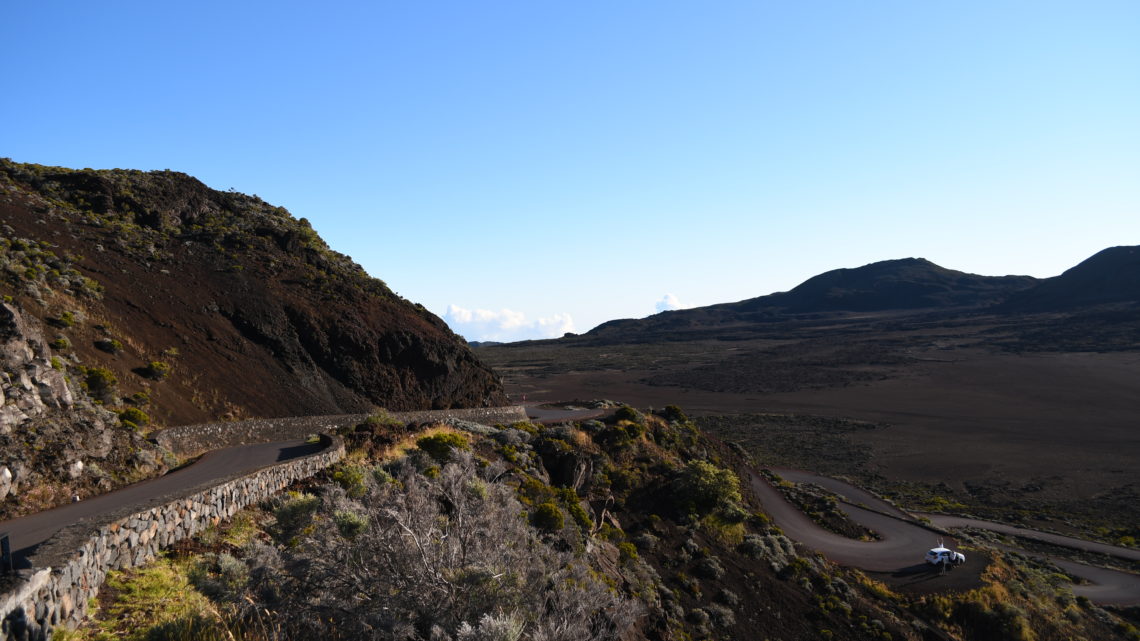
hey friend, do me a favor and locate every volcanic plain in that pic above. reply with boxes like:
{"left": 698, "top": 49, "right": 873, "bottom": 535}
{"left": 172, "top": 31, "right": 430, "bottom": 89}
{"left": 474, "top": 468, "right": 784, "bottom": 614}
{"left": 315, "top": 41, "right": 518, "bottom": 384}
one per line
{"left": 478, "top": 255, "right": 1140, "bottom": 542}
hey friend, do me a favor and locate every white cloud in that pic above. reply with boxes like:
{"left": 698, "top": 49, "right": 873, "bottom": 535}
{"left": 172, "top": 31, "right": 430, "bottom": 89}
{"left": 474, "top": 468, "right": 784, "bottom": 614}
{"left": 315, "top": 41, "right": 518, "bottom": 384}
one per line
{"left": 654, "top": 293, "right": 687, "bottom": 313}
{"left": 444, "top": 304, "right": 576, "bottom": 342}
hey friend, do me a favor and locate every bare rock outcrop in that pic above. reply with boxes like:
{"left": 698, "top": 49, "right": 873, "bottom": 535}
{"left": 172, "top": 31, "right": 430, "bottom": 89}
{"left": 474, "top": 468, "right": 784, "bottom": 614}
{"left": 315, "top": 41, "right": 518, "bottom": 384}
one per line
{"left": 0, "top": 302, "right": 170, "bottom": 517}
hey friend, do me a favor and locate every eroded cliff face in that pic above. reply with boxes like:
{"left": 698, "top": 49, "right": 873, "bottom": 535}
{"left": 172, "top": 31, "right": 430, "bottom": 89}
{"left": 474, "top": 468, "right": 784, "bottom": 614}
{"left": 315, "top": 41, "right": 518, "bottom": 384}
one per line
{"left": 0, "top": 302, "right": 171, "bottom": 517}
{"left": 0, "top": 159, "right": 507, "bottom": 429}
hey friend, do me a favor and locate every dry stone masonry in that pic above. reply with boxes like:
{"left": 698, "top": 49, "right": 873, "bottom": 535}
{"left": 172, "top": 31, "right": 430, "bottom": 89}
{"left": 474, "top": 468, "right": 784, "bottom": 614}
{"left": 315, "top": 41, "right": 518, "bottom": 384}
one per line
{"left": 0, "top": 405, "right": 528, "bottom": 639}
{"left": 0, "top": 434, "right": 344, "bottom": 640}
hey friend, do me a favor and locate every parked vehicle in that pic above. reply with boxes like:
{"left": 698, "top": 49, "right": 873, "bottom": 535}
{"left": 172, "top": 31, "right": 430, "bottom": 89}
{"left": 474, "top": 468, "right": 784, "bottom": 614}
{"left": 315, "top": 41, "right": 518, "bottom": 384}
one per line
{"left": 925, "top": 545, "right": 966, "bottom": 566}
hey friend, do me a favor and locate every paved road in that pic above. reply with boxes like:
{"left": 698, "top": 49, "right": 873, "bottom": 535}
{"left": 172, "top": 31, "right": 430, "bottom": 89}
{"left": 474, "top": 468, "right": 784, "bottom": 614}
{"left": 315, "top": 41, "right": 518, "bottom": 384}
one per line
{"left": 0, "top": 439, "right": 322, "bottom": 567}
{"left": 752, "top": 467, "right": 1140, "bottom": 605}
{"left": 749, "top": 469, "right": 953, "bottom": 572}
{"left": 524, "top": 405, "right": 606, "bottom": 424}
{"left": 921, "top": 514, "right": 1140, "bottom": 563}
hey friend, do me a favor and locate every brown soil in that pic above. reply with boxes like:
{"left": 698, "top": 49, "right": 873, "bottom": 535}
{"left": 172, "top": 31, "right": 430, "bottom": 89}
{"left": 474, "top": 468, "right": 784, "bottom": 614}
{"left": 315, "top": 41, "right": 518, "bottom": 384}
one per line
{"left": 477, "top": 310, "right": 1140, "bottom": 537}
{"left": 0, "top": 161, "right": 506, "bottom": 425}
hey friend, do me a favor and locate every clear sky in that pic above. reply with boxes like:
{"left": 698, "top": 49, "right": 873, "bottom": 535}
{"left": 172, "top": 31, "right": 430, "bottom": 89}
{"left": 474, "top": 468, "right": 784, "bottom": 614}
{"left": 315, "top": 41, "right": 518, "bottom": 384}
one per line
{"left": 4, "top": 1, "right": 1138, "bottom": 341}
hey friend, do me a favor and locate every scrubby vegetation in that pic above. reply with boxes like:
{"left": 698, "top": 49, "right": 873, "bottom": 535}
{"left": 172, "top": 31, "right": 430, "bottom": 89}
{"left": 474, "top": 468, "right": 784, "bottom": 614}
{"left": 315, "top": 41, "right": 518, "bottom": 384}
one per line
{"left": 64, "top": 407, "right": 1139, "bottom": 641}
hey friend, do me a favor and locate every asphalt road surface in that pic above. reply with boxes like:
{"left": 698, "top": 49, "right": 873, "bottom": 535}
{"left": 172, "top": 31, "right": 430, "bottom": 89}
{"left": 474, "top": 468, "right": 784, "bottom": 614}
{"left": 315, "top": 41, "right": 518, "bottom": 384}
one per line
{"left": 752, "top": 467, "right": 1140, "bottom": 605}
{"left": 922, "top": 514, "right": 1140, "bottom": 563}
{"left": 0, "top": 439, "right": 323, "bottom": 567}
{"left": 525, "top": 405, "right": 606, "bottom": 423}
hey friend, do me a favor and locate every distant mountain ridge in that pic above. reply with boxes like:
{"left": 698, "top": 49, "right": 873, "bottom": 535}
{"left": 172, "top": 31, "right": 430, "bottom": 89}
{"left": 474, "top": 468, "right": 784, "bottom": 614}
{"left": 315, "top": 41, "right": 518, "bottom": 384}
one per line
{"left": 733, "top": 257, "right": 1037, "bottom": 313}
{"left": 1001, "top": 246, "right": 1140, "bottom": 312}
{"left": 587, "top": 248, "right": 1138, "bottom": 342}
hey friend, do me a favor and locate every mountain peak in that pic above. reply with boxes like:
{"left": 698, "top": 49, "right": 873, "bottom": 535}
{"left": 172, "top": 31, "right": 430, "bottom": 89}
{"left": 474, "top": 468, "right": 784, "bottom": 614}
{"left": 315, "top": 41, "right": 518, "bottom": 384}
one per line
{"left": 753, "top": 257, "right": 1035, "bottom": 313}
{"left": 1002, "top": 245, "right": 1140, "bottom": 311}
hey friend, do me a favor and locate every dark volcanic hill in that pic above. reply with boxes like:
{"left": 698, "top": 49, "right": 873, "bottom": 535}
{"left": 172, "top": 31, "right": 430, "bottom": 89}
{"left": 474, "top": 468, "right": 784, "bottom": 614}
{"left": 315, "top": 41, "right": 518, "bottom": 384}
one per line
{"left": 743, "top": 257, "right": 1037, "bottom": 313}
{"left": 0, "top": 159, "right": 507, "bottom": 425}
{"left": 1002, "top": 245, "right": 1140, "bottom": 312}
{"left": 587, "top": 257, "right": 1038, "bottom": 343}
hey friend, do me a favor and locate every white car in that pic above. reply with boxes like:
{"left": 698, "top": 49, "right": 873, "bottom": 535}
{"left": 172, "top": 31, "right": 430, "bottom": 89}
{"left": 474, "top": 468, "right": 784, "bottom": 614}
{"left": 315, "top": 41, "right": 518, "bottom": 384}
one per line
{"left": 925, "top": 546, "right": 966, "bottom": 566}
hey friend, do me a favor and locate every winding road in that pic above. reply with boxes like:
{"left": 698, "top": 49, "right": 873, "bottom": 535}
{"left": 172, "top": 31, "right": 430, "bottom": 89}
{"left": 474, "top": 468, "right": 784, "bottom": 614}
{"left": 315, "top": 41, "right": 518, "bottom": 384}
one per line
{"left": 1, "top": 410, "right": 1135, "bottom": 606}
{"left": 525, "top": 404, "right": 607, "bottom": 424}
{"left": 752, "top": 467, "right": 1140, "bottom": 605}
{"left": 0, "top": 404, "right": 582, "bottom": 570}
{"left": 0, "top": 439, "right": 323, "bottom": 567}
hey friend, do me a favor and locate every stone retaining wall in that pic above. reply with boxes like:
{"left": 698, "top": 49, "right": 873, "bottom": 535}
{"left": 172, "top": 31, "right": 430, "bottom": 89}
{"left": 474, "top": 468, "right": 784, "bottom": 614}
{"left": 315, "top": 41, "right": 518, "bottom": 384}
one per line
{"left": 0, "top": 434, "right": 345, "bottom": 640}
{"left": 0, "top": 406, "right": 529, "bottom": 639}
{"left": 153, "top": 406, "right": 529, "bottom": 456}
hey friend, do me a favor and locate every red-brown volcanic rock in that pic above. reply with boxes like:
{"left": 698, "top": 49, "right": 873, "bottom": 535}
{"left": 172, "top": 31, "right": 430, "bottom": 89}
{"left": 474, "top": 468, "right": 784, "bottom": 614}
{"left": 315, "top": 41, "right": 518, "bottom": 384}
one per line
{"left": 0, "top": 159, "right": 506, "bottom": 425}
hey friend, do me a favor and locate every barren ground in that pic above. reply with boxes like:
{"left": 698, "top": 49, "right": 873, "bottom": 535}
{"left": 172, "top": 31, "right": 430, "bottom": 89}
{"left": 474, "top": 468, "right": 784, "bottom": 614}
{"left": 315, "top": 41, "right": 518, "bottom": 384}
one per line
{"left": 477, "top": 311, "right": 1140, "bottom": 538}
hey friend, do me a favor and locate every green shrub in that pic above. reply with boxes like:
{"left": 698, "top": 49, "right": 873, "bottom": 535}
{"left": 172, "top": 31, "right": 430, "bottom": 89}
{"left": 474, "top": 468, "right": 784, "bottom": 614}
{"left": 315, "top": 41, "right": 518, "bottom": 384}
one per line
{"left": 119, "top": 407, "right": 150, "bottom": 427}
{"left": 662, "top": 404, "right": 689, "bottom": 422}
{"left": 364, "top": 410, "right": 404, "bottom": 428}
{"left": 142, "top": 360, "right": 171, "bottom": 380}
{"left": 614, "top": 405, "right": 642, "bottom": 424}
{"left": 618, "top": 541, "right": 640, "bottom": 563}
{"left": 372, "top": 466, "right": 396, "bottom": 486}
{"left": 83, "top": 366, "right": 117, "bottom": 397}
{"left": 274, "top": 492, "right": 319, "bottom": 542}
{"left": 674, "top": 460, "right": 742, "bottom": 516}
{"left": 532, "top": 502, "right": 565, "bottom": 532}
{"left": 51, "top": 311, "right": 76, "bottom": 328}
{"left": 95, "top": 338, "right": 123, "bottom": 354}
{"left": 332, "top": 464, "right": 368, "bottom": 498}
{"left": 334, "top": 510, "right": 369, "bottom": 538}
{"left": 50, "top": 337, "right": 70, "bottom": 351}
{"left": 416, "top": 432, "right": 470, "bottom": 463}
{"left": 595, "top": 424, "right": 635, "bottom": 450}
{"left": 556, "top": 487, "right": 593, "bottom": 531}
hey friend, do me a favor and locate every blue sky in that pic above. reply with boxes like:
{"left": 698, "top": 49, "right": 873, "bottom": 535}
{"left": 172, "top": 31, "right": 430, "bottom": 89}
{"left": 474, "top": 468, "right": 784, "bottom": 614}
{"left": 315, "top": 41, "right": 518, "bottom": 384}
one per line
{"left": 4, "top": 1, "right": 1138, "bottom": 341}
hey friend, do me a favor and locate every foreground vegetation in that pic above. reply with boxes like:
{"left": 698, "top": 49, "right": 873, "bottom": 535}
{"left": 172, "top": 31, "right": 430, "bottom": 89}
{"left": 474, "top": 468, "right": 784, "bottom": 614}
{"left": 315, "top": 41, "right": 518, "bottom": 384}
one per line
{"left": 65, "top": 408, "right": 1140, "bottom": 641}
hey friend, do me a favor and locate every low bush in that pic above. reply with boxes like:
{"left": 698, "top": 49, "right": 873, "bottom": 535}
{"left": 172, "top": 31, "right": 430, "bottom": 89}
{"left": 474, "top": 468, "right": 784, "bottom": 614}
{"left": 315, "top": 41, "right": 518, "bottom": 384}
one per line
{"left": 273, "top": 492, "right": 319, "bottom": 543}
{"left": 334, "top": 510, "right": 368, "bottom": 538}
{"left": 532, "top": 501, "right": 565, "bottom": 532}
{"left": 332, "top": 464, "right": 368, "bottom": 498}
{"left": 416, "top": 431, "right": 470, "bottom": 463}
{"left": 50, "top": 311, "right": 76, "bottom": 328}
{"left": 142, "top": 360, "right": 171, "bottom": 380}
{"left": 83, "top": 366, "right": 117, "bottom": 400}
{"left": 95, "top": 338, "right": 123, "bottom": 354}
{"left": 119, "top": 407, "right": 150, "bottom": 428}
{"left": 673, "top": 460, "right": 742, "bottom": 516}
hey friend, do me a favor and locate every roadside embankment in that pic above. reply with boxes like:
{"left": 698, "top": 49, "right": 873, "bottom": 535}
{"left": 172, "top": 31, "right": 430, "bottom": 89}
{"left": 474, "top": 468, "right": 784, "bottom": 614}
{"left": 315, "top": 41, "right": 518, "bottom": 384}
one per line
{"left": 152, "top": 406, "right": 529, "bottom": 456}
{"left": 0, "top": 434, "right": 345, "bottom": 640}
{"left": 0, "top": 406, "right": 529, "bottom": 639}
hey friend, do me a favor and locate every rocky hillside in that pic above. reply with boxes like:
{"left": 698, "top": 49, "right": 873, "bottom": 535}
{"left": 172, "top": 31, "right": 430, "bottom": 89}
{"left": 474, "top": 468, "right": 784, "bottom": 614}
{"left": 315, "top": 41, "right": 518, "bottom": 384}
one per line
{"left": 0, "top": 159, "right": 506, "bottom": 422}
{"left": 0, "top": 158, "right": 506, "bottom": 517}
{"left": 0, "top": 300, "right": 173, "bottom": 517}
{"left": 69, "top": 407, "right": 1139, "bottom": 641}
